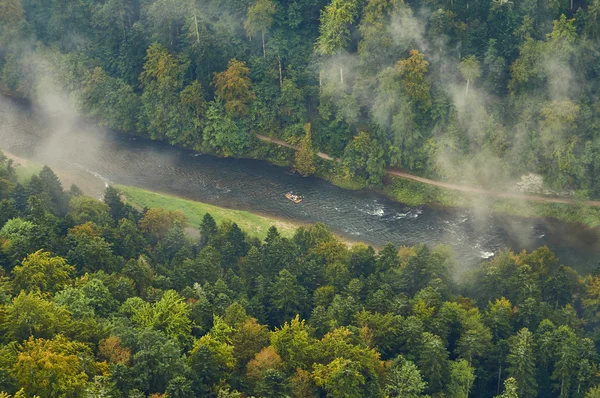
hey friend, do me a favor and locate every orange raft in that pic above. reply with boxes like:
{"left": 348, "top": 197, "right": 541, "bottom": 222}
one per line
{"left": 285, "top": 192, "right": 303, "bottom": 203}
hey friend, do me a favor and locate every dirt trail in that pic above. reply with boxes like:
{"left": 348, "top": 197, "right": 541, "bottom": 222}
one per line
{"left": 256, "top": 134, "right": 600, "bottom": 207}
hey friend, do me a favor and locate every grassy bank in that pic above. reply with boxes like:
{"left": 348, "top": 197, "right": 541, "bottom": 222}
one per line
{"left": 5, "top": 141, "right": 600, "bottom": 230}
{"left": 117, "top": 185, "right": 298, "bottom": 239}
{"left": 1, "top": 148, "right": 302, "bottom": 239}
{"left": 381, "top": 175, "right": 600, "bottom": 228}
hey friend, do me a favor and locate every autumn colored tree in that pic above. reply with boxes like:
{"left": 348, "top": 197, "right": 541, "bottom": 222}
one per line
{"left": 14, "top": 335, "right": 103, "bottom": 398}
{"left": 98, "top": 336, "right": 132, "bottom": 365}
{"left": 139, "top": 208, "right": 187, "bottom": 244}
{"left": 246, "top": 346, "right": 283, "bottom": 383}
{"left": 396, "top": 50, "right": 431, "bottom": 110}
{"left": 213, "top": 60, "right": 256, "bottom": 116}
{"left": 138, "top": 43, "right": 189, "bottom": 143}
{"left": 0, "top": 0, "right": 22, "bottom": 27}
{"left": 12, "top": 250, "right": 73, "bottom": 294}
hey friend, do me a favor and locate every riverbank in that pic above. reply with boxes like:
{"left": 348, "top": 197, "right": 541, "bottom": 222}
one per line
{"left": 116, "top": 185, "right": 300, "bottom": 239}
{"left": 2, "top": 149, "right": 301, "bottom": 240}
{"left": 253, "top": 134, "right": 600, "bottom": 229}
{"left": 6, "top": 92, "right": 598, "bottom": 228}
{"left": 4, "top": 151, "right": 108, "bottom": 195}
{"left": 380, "top": 175, "right": 600, "bottom": 228}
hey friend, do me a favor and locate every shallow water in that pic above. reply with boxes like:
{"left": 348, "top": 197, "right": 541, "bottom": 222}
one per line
{"left": 1, "top": 95, "right": 598, "bottom": 274}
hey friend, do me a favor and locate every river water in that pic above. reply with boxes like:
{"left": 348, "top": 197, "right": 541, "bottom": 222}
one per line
{"left": 0, "top": 95, "right": 598, "bottom": 274}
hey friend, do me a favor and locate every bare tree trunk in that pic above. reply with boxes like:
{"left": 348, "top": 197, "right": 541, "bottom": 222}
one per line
{"left": 262, "top": 31, "right": 266, "bottom": 58}
{"left": 319, "top": 70, "right": 323, "bottom": 89}
{"left": 466, "top": 79, "right": 470, "bottom": 96}
{"left": 340, "top": 67, "right": 344, "bottom": 85}
{"left": 194, "top": 12, "right": 200, "bottom": 44}
{"left": 497, "top": 364, "right": 502, "bottom": 395}
{"left": 278, "top": 56, "right": 283, "bottom": 88}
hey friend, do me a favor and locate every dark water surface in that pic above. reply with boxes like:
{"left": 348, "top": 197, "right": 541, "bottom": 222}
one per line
{"left": 1, "top": 96, "right": 598, "bottom": 273}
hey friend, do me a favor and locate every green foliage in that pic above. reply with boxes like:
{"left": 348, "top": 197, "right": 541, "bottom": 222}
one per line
{"left": 316, "top": 0, "right": 360, "bottom": 56}
{"left": 14, "top": 335, "right": 101, "bottom": 398}
{"left": 294, "top": 124, "right": 317, "bottom": 177}
{"left": 459, "top": 55, "right": 481, "bottom": 95}
{"left": 68, "top": 196, "right": 112, "bottom": 227}
{"left": 507, "top": 328, "right": 537, "bottom": 398}
{"left": 0, "top": 166, "right": 599, "bottom": 397}
{"left": 312, "top": 357, "right": 365, "bottom": 398}
{"left": 0, "top": 218, "right": 40, "bottom": 265}
{"left": 447, "top": 359, "right": 476, "bottom": 398}
{"left": 1, "top": 291, "right": 72, "bottom": 342}
{"left": 342, "top": 131, "right": 386, "bottom": 185}
{"left": 202, "top": 99, "right": 249, "bottom": 157}
{"left": 131, "top": 290, "right": 192, "bottom": 346}
{"left": 3, "top": 0, "right": 600, "bottom": 206}
{"left": 496, "top": 377, "right": 519, "bottom": 398}
{"left": 12, "top": 251, "right": 73, "bottom": 294}
{"left": 384, "top": 356, "right": 427, "bottom": 397}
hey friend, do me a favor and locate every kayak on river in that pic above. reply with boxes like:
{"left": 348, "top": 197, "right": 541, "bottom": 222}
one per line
{"left": 285, "top": 192, "right": 302, "bottom": 203}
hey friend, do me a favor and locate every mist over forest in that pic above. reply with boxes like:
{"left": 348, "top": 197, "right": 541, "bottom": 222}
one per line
{"left": 3, "top": 1, "right": 600, "bottom": 398}
{"left": 1, "top": 0, "right": 599, "bottom": 195}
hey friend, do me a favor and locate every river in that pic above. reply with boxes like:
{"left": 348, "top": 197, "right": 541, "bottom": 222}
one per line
{"left": 0, "top": 95, "right": 598, "bottom": 274}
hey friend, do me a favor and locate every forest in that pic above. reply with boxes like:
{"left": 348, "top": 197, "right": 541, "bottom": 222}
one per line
{"left": 1, "top": 0, "right": 600, "bottom": 195}
{"left": 0, "top": 149, "right": 599, "bottom": 397}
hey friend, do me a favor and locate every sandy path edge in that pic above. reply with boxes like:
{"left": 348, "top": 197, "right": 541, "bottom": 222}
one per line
{"left": 256, "top": 134, "right": 598, "bottom": 207}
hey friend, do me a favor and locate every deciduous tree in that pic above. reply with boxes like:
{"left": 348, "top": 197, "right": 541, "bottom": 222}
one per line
{"left": 459, "top": 56, "right": 481, "bottom": 96}
{"left": 213, "top": 60, "right": 255, "bottom": 116}
{"left": 244, "top": 0, "right": 276, "bottom": 57}
{"left": 294, "top": 123, "right": 317, "bottom": 177}
{"left": 12, "top": 250, "right": 73, "bottom": 294}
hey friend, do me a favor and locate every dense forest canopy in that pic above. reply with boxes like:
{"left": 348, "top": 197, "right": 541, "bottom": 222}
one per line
{"left": 1, "top": 0, "right": 600, "bottom": 195}
{"left": 0, "top": 152, "right": 599, "bottom": 397}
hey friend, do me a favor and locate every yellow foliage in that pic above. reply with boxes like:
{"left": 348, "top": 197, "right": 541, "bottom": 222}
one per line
{"left": 15, "top": 335, "right": 101, "bottom": 398}
{"left": 12, "top": 250, "right": 74, "bottom": 294}
{"left": 213, "top": 59, "right": 255, "bottom": 116}
{"left": 139, "top": 208, "right": 187, "bottom": 241}
{"left": 98, "top": 336, "right": 131, "bottom": 365}
{"left": 68, "top": 222, "right": 101, "bottom": 238}
{"left": 246, "top": 346, "right": 283, "bottom": 382}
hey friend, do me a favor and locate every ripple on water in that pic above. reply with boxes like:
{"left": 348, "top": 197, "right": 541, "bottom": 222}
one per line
{"left": 2, "top": 95, "right": 600, "bottom": 273}
{"left": 480, "top": 251, "right": 495, "bottom": 259}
